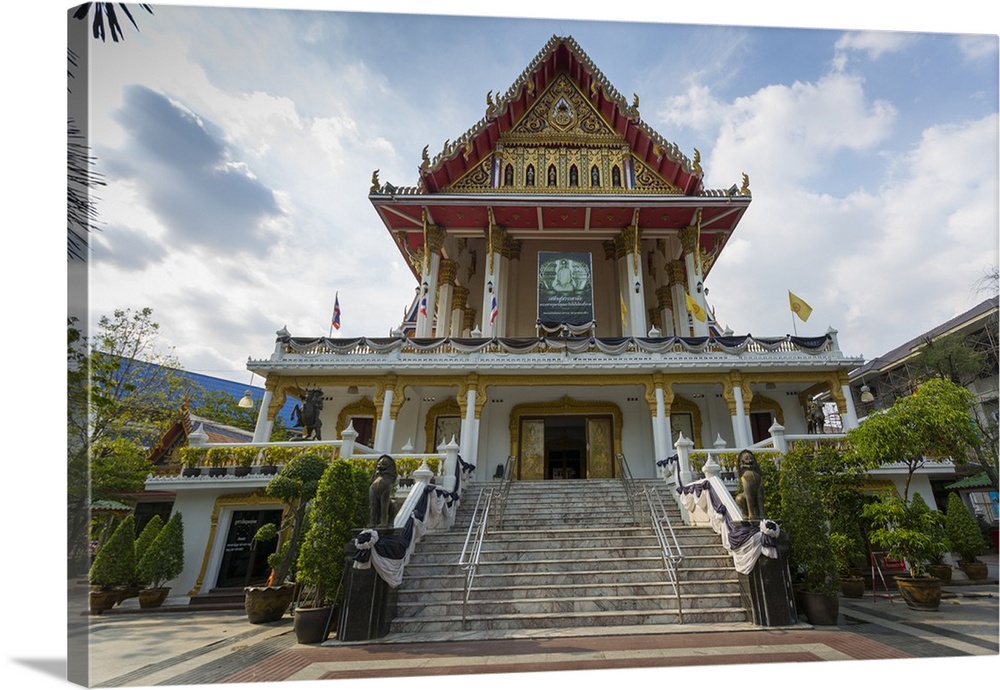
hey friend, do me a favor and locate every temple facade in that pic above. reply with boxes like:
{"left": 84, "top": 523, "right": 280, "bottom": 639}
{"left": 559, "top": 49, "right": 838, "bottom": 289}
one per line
{"left": 245, "top": 36, "right": 862, "bottom": 482}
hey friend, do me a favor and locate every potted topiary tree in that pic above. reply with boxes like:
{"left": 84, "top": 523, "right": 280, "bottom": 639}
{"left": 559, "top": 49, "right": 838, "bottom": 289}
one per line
{"left": 862, "top": 493, "right": 948, "bottom": 610}
{"left": 133, "top": 515, "right": 163, "bottom": 568}
{"left": 244, "top": 452, "right": 328, "bottom": 624}
{"left": 830, "top": 532, "right": 866, "bottom": 598}
{"left": 293, "top": 459, "right": 371, "bottom": 643}
{"left": 89, "top": 515, "right": 137, "bottom": 614}
{"left": 945, "top": 493, "right": 988, "bottom": 581}
{"left": 137, "top": 512, "right": 185, "bottom": 608}
{"left": 779, "top": 447, "right": 840, "bottom": 625}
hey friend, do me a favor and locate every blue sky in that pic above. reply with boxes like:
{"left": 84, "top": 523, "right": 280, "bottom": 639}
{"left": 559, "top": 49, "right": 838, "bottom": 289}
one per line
{"left": 66, "top": 3, "right": 999, "bottom": 386}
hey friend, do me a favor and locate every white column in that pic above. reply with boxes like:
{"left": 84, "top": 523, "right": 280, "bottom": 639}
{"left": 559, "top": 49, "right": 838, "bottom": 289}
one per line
{"left": 481, "top": 259, "right": 503, "bottom": 338}
{"left": 459, "top": 386, "right": 477, "bottom": 463}
{"left": 435, "top": 281, "right": 453, "bottom": 338}
{"left": 684, "top": 251, "right": 709, "bottom": 337}
{"left": 841, "top": 384, "right": 860, "bottom": 430}
{"left": 628, "top": 271, "right": 646, "bottom": 338}
{"left": 416, "top": 251, "right": 441, "bottom": 338}
{"left": 675, "top": 433, "right": 694, "bottom": 486}
{"left": 251, "top": 389, "right": 274, "bottom": 443}
{"left": 731, "top": 385, "right": 750, "bottom": 448}
{"left": 653, "top": 387, "right": 667, "bottom": 461}
{"left": 375, "top": 388, "right": 395, "bottom": 453}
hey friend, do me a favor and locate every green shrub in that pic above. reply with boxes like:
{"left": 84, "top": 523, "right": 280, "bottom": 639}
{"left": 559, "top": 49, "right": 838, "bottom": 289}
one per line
{"left": 134, "top": 515, "right": 163, "bottom": 566}
{"left": 90, "top": 515, "right": 137, "bottom": 591}
{"left": 138, "top": 513, "right": 185, "bottom": 589}
{"left": 945, "top": 493, "right": 986, "bottom": 562}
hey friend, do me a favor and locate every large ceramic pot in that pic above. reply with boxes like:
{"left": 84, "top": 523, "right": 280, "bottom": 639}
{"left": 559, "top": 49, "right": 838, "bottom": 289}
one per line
{"left": 795, "top": 590, "right": 840, "bottom": 625}
{"left": 925, "top": 564, "right": 952, "bottom": 585}
{"left": 294, "top": 606, "right": 336, "bottom": 644}
{"left": 959, "top": 560, "right": 988, "bottom": 581}
{"left": 244, "top": 583, "right": 297, "bottom": 624}
{"left": 894, "top": 576, "right": 941, "bottom": 611}
{"left": 839, "top": 576, "right": 865, "bottom": 599}
{"left": 138, "top": 587, "right": 171, "bottom": 609}
{"left": 89, "top": 589, "right": 119, "bottom": 614}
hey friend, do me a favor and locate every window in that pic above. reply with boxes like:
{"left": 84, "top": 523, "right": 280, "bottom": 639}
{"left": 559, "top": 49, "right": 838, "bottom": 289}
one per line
{"left": 569, "top": 165, "right": 579, "bottom": 187}
{"left": 526, "top": 164, "right": 535, "bottom": 186}
{"left": 612, "top": 165, "right": 622, "bottom": 187}
{"left": 504, "top": 164, "right": 514, "bottom": 186}
{"left": 591, "top": 165, "right": 600, "bottom": 187}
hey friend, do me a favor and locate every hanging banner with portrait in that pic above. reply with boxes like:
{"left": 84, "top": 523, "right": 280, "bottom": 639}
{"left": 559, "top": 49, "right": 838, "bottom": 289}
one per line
{"left": 537, "top": 251, "right": 594, "bottom": 325}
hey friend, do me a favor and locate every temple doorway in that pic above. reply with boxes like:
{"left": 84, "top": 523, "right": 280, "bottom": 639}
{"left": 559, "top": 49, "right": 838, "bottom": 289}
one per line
{"left": 516, "top": 413, "right": 614, "bottom": 480}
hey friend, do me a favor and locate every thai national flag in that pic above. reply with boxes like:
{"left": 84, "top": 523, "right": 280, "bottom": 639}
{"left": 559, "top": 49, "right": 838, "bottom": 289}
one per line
{"left": 331, "top": 293, "right": 341, "bottom": 330}
{"left": 419, "top": 294, "right": 428, "bottom": 317}
{"left": 489, "top": 294, "right": 498, "bottom": 325}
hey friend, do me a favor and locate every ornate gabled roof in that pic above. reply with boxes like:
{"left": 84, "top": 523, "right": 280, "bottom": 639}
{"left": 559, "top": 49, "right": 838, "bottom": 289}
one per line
{"left": 413, "top": 35, "right": 708, "bottom": 196}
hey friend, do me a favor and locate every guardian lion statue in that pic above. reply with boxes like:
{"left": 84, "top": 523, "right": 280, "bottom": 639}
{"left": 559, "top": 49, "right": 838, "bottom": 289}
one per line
{"left": 368, "top": 454, "right": 399, "bottom": 528}
{"left": 734, "top": 449, "right": 766, "bottom": 521}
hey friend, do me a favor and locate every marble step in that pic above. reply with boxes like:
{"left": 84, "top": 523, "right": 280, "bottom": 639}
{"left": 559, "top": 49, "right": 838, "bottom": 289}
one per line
{"left": 397, "top": 577, "right": 742, "bottom": 603}
{"left": 402, "top": 554, "right": 736, "bottom": 578}
{"left": 395, "top": 590, "right": 744, "bottom": 619}
{"left": 409, "top": 543, "right": 728, "bottom": 565}
{"left": 388, "top": 606, "right": 749, "bottom": 633}
{"left": 400, "top": 565, "right": 740, "bottom": 592}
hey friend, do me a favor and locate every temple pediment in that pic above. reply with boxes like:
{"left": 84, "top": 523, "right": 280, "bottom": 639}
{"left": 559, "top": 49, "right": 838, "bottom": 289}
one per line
{"left": 411, "top": 36, "right": 706, "bottom": 197}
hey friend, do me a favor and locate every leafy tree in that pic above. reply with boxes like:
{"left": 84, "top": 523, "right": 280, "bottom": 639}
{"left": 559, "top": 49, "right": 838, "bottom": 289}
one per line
{"left": 862, "top": 493, "right": 948, "bottom": 578}
{"left": 846, "top": 377, "right": 982, "bottom": 500}
{"left": 67, "top": 308, "right": 189, "bottom": 575}
{"left": 257, "top": 453, "right": 329, "bottom": 585}
{"left": 90, "top": 438, "right": 153, "bottom": 503}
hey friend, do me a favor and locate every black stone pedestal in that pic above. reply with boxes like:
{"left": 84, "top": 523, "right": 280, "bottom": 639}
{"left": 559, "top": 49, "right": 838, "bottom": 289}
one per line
{"left": 335, "top": 530, "right": 400, "bottom": 642}
{"left": 737, "top": 527, "right": 798, "bottom": 627}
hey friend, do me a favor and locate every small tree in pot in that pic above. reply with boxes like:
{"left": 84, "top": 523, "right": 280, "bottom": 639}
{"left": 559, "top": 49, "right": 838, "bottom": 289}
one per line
{"left": 293, "top": 459, "right": 371, "bottom": 643}
{"left": 862, "top": 493, "right": 948, "bottom": 610}
{"left": 137, "top": 512, "right": 185, "bottom": 608}
{"left": 945, "top": 493, "right": 987, "bottom": 580}
{"left": 245, "top": 452, "right": 328, "bottom": 624}
{"left": 89, "top": 514, "right": 137, "bottom": 613}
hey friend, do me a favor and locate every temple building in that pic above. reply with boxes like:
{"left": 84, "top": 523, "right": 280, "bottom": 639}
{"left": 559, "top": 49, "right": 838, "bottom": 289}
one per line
{"left": 244, "top": 35, "right": 863, "bottom": 480}
{"left": 146, "top": 36, "right": 880, "bottom": 605}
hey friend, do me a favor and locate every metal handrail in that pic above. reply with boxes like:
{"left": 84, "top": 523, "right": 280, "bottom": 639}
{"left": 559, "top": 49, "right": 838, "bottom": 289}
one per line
{"left": 493, "top": 455, "right": 515, "bottom": 530}
{"left": 457, "top": 487, "right": 494, "bottom": 629}
{"left": 616, "top": 453, "right": 685, "bottom": 623}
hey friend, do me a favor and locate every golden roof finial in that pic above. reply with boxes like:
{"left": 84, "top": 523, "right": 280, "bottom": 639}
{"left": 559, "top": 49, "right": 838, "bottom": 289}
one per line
{"left": 486, "top": 90, "right": 494, "bottom": 110}
{"left": 370, "top": 169, "right": 380, "bottom": 193}
{"left": 421, "top": 146, "right": 430, "bottom": 169}
{"left": 693, "top": 148, "right": 702, "bottom": 174}
{"left": 740, "top": 173, "right": 751, "bottom": 196}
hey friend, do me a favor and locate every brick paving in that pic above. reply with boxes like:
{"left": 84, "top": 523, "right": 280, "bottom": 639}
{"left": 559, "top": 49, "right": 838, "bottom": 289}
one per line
{"left": 82, "top": 584, "right": 998, "bottom": 687}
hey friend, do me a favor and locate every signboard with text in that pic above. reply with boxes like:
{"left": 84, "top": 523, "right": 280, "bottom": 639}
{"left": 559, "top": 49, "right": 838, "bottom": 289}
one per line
{"left": 537, "top": 251, "right": 594, "bottom": 325}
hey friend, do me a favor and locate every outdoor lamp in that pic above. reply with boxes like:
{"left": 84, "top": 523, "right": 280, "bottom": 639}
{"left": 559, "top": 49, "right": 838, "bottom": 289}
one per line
{"left": 634, "top": 281, "right": 640, "bottom": 293}
{"left": 238, "top": 390, "right": 253, "bottom": 408}
{"left": 487, "top": 280, "right": 494, "bottom": 293}
{"left": 860, "top": 385, "right": 874, "bottom": 403}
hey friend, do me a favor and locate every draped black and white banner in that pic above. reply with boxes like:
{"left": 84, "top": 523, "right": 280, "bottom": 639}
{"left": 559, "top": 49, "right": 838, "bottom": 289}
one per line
{"left": 675, "top": 478, "right": 781, "bottom": 574}
{"left": 283, "top": 333, "right": 834, "bottom": 358}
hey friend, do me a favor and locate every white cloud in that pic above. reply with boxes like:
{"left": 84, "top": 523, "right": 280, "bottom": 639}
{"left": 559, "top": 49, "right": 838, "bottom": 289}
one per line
{"left": 956, "top": 34, "right": 999, "bottom": 62}
{"left": 832, "top": 30, "right": 915, "bottom": 71}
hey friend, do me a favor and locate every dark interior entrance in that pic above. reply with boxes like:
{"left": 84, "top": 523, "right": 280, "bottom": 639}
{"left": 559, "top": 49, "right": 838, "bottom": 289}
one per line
{"left": 215, "top": 509, "right": 281, "bottom": 588}
{"left": 545, "top": 416, "right": 587, "bottom": 479}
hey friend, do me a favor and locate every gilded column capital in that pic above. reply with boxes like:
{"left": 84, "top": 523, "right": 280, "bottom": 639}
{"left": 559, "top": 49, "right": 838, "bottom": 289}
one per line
{"left": 267, "top": 379, "right": 288, "bottom": 421}
{"left": 374, "top": 374, "right": 399, "bottom": 409}
{"left": 438, "top": 258, "right": 459, "bottom": 285}
{"left": 503, "top": 238, "right": 522, "bottom": 261}
{"left": 678, "top": 226, "right": 698, "bottom": 253}
{"left": 613, "top": 234, "right": 627, "bottom": 260}
{"left": 424, "top": 224, "right": 447, "bottom": 255}
{"left": 656, "top": 285, "right": 673, "bottom": 309}
{"left": 668, "top": 260, "right": 687, "bottom": 286}
{"left": 463, "top": 308, "right": 477, "bottom": 331}
{"left": 452, "top": 284, "right": 469, "bottom": 305}
{"left": 602, "top": 240, "right": 617, "bottom": 261}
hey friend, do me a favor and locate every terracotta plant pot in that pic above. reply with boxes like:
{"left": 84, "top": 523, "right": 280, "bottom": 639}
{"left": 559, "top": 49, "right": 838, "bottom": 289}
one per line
{"left": 138, "top": 587, "right": 171, "bottom": 609}
{"left": 795, "top": 590, "right": 840, "bottom": 625}
{"left": 894, "top": 575, "right": 941, "bottom": 611}
{"left": 925, "top": 564, "right": 952, "bottom": 585}
{"left": 245, "top": 583, "right": 297, "bottom": 624}
{"left": 294, "top": 605, "right": 336, "bottom": 644}
{"left": 959, "top": 560, "right": 988, "bottom": 581}
{"left": 89, "top": 589, "right": 119, "bottom": 614}
{"left": 839, "top": 576, "right": 865, "bottom": 599}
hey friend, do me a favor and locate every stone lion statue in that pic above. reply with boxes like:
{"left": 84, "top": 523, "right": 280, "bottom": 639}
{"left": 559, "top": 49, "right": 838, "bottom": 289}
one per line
{"left": 734, "top": 449, "right": 766, "bottom": 521}
{"left": 368, "top": 454, "right": 398, "bottom": 528}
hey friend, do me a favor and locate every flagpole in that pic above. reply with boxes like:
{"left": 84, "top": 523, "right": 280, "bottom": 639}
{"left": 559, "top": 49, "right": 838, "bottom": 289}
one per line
{"left": 791, "top": 311, "right": 798, "bottom": 336}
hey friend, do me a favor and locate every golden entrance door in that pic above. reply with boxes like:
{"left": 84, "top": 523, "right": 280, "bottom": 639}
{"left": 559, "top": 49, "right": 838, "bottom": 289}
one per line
{"left": 516, "top": 415, "right": 614, "bottom": 480}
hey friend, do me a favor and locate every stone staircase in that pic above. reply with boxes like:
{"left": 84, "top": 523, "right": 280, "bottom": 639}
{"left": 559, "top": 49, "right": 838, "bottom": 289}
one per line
{"left": 390, "top": 478, "right": 749, "bottom": 634}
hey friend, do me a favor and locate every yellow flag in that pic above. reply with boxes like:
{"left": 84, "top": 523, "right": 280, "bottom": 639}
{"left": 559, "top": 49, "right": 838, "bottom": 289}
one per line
{"left": 788, "top": 291, "right": 813, "bottom": 322}
{"left": 620, "top": 293, "right": 628, "bottom": 327}
{"left": 685, "top": 292, "right": 707, "bottom": 322}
